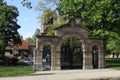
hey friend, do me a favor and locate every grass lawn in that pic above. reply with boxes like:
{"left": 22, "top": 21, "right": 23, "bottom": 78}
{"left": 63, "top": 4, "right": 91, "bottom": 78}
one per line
{"left": 0, "top": 58, "right": 120, "bottom": 77}
{"left": 0, "top": 61, "right": 34, "bottom": 77}
{"left": 105, "top": 58, "right": 120, "bottom": 70}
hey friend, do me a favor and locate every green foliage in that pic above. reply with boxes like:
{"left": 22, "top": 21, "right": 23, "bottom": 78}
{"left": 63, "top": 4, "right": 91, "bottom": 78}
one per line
{"left": 57, "top": 0, "right": 120, "bottom": 32}
{"left": 45, "top": 14, "right": 66, "bottom": 36}
{"left": 106, "top": 58, "right": 120, "bottom": 70}
{"left": 0, "top": 40, "right": 6, "bottom": 50}
{"left": 46, "top": 17, "right": 66, "bottom": 36}
{"left": 61, "top": 37, "right": 82, "bottom": 55}
{"left": 25, "top": 37, "right": 35, "bottom": 44}
{"left": 57, "top": 0, "right": 120, "bottom": 54}
{"left": 61, "top": 37, "right": 83, "bottom": 68}
{"left": 89, "top": 29, "right": 120, "bottom": 54}
{"left": 107, "top": 37, "right": 120, "bottom": 54}
{"left": 63, "top": 37, "right": 79, "bottom": 48}
{"left": 0, "top": 0, "right": 21, "bottom": 55}
{"left": 21, "top": 0, "right": 32, "bottom": 9}
{"left": 26, "top": 28, "right": 40, "bottom": 44}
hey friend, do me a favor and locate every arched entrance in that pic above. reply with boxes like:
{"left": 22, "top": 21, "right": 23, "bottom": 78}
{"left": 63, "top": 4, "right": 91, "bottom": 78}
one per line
{"left": 92, "top": 45, "right": 98, "bottom": 68}
{"left": 60, "top": 37, "right": 83, "bottom": 69}
{"left": 34, "top": 19, "right": 105, "bottom": 71}
{"left": 42, "top": 44, "right": 51, "bottom": 71}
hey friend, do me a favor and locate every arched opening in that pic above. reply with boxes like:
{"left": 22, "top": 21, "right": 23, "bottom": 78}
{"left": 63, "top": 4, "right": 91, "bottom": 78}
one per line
{"left": 92, "top": 45, "right": 99, "bottom": 68}
{"left": 60, "top": 37, "right": 83, "bottom": 69}
{"left": 42, "top": 44, "right": 51, "bottom": 71}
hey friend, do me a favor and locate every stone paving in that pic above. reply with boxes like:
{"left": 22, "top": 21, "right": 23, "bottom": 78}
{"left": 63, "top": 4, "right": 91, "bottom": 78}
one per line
{"left": 0, "top": 69, "right": 120, "bottom": 80}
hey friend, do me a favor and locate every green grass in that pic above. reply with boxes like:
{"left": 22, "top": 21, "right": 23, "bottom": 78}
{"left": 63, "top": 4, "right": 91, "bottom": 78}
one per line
{"left": 0, "top": 58, "right": 120, "bottom": 77}
{"left": 105, "top": 58, "right": 120, "bottom": 70}
{"left": 0, "top": 61, "right": 34, "bottom": 77}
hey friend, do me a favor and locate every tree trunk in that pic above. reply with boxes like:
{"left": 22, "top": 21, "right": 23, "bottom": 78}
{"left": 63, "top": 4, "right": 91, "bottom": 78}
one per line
{"left": 113, "top": 53, "right": 115, "bottom": 58}
{"left": 116, "top": 53, "right": 119, "bottom": 58}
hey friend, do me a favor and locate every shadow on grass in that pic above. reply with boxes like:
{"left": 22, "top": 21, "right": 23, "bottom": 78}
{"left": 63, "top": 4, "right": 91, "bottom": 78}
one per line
{"left": 0, "top": 60, "right": 30, "bottom": 67}
{"left": 17, "top": 61, "right": 30, "bottom": 66}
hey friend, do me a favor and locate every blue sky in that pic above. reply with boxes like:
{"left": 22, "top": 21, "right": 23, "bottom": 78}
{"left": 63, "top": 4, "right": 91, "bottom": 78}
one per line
{"left": 6, "top": 0, "right": 41, "bottom": 39}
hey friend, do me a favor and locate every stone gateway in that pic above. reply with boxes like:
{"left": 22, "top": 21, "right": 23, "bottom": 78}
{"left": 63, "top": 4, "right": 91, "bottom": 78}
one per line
{"left": 34, "top": 19, "right": 105, "bottom": 71}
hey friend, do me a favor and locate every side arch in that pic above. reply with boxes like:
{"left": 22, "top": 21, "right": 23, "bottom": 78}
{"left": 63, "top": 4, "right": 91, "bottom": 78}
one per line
{"left": 89, "top": 40, "right": 105, "bottom": 69}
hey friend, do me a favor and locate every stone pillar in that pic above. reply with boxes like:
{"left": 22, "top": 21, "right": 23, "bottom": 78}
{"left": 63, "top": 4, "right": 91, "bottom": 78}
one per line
{"left": 51, "top": 46, "right": 61, "bottom": 70}
{"left": 83, "top": 50, "right": 93, "bottom": 69}
{"left": 34, "top": 49, "right": 43, "bottom": 71}
{"left": 98, "top": 50, "right": 105, "bottom": 69}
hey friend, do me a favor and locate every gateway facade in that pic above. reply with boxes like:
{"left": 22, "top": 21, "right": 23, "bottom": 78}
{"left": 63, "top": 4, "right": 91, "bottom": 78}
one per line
{"left": 34, "top": 19, "right": 105, "bottom": 71}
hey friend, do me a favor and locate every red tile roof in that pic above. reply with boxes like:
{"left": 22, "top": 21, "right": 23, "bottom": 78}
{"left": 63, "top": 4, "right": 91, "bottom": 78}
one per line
{"left": 8, "top": 39, "right": 35, "bottom": 50}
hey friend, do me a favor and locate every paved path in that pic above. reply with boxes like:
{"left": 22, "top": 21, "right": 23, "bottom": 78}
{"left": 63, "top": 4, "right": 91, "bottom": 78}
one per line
{"left": 0, "top": 69, "right": 120, "bottom": 80}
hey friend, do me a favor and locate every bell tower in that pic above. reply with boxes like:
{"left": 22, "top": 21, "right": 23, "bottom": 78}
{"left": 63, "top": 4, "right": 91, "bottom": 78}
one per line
{"left": 40, "top": 9, "right": 57, "bottom": 34}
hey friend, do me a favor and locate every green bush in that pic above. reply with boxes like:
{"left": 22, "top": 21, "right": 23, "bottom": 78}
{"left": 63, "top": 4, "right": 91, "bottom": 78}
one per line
{"left": 105, "top": 58, "right": 120, "bottom": 70}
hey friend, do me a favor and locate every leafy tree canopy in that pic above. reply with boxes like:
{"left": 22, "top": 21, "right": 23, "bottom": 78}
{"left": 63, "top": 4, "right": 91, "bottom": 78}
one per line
{"left": 57, "top": 0, "right": 120, "bottom": 33}
{"left": 26, "top": 28, "right": 40, "bottom": 44}
{"left": 25, "top": 37, "right": 34, "bottom": 44}
{"left": 56, "top": 0, "right": 120, "bottom": 54}
{"left": 19, "top": 0, "right": 120, "bottom": 54}
{"left": 0, "top": 0, "right": 21, "bottom": 50}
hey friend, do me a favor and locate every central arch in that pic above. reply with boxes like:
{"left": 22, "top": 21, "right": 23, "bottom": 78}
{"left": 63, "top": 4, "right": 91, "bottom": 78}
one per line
{"left": 60, "top": 36, "right": 83, "bottom": 69}
{"left": 42, "top": 44, "right": 51, "bottom": 71}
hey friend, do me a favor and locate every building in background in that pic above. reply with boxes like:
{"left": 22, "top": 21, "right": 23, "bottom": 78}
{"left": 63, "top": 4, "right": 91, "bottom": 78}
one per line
{"left": 5, "top": 39, "right": 35, "bottom": 60}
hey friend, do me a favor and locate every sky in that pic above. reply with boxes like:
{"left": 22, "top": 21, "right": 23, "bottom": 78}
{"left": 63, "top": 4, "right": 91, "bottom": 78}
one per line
{"left": 6, "top": 0, "right": 41, "bottom": 39}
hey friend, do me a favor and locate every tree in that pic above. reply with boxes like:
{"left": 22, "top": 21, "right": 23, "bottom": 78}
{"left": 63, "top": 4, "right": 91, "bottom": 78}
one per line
{"left": 89, "top": 29, "right": 120, "bottom": 55}
{"left": 33, "top": 28, "right": 40, "bottom": 38}
{"left": 35, "top": 0, "right": 58, "bottom": 11}
{"left": 57, "top": 0, "right": 120, "bottom": 32}
{"left": 25, "top": 37, "right": 34, "bottom": 44}
{"left": 22, "top": 0, "right": 120, "bottom": 55}
{"left": 57, "top": 0, "right": 120, "bottom": 55}
{"left": 0, "top": 0, "right": 21, "bottom": 56}
{"left": 20, "top": 0, "right": 32, "bottom": 9}
{"left": 26, "top": 28, "right": 40, "bottom": 44}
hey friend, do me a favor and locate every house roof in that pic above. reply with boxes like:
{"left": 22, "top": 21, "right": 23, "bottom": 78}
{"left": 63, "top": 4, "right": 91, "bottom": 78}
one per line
{"left": 8, "top": 39, "right": 35, "bottom": 50}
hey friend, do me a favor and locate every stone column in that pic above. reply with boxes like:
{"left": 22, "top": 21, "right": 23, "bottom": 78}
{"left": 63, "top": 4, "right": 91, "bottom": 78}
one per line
{"left": 83, "top": 50, "right": 93, "bottom": 69}
{"left": 34, "top": 49, "right": 43, "bottom": 71}
{"left": 98, "top": 50, "right": 105, "bottom": 69}
{"left": 51, "top": 46, "right": 61, "bottom": 70}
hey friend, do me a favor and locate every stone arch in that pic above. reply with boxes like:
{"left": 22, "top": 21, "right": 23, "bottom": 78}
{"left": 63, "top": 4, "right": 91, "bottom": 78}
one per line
{"left": 89, "top": 41, "right": 104, "bottom": 69}
{"left": 90, "top": 41, "right": 102, "bottom": 51}
{"left": 34, "top": 19, "right": 105, "bottom": 71}
{"left": 92, "top": 45, "right": 99, "bottom": 68}
{"left": 58, "top": 35, "right": 86, "bottom": 55}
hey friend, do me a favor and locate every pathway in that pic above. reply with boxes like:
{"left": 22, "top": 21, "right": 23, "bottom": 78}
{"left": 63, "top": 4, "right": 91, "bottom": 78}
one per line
{"left": 0, "top": 69, "right": 120, "bottom": 80}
